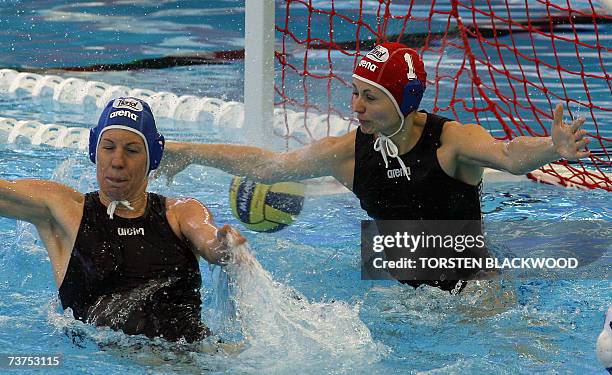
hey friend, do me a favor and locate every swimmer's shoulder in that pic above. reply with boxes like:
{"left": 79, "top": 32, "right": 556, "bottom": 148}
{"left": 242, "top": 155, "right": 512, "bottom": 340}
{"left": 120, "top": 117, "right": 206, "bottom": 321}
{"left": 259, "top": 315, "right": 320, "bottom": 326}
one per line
{"left": 165, "top": 196, "right": 208, "bottom": 215}
{"left": 441, "top": 119, "right": 489, "bottom": 146}
{"left": 24, "top": 181, "right": 84, "bottom": 258}
{"left": 302, "top": 129, "right": 357, "bottom": 189}
{"left": 45, "top": 181, "right": 84, "bottom": 227}
{"left": 45, "top": 180, "right": 84, "bottom": 205}
{"left": 17, "top": 179, "right": 83, "bottom": 218}
{"left": 164, "top": 196, "right": 211, "bottom": 238}
{"left": 306, "top": 129, "right": 356, "bottom": 160}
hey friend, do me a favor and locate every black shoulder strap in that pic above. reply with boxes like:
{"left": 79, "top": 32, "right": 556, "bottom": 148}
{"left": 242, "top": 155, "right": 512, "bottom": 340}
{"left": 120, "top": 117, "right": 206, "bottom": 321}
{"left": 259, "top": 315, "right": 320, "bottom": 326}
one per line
{"left": 355, "top": 126, "right": 373, "bottom": 147}
{"left": 424, "top": 111, "right": 452, "bottom": 149}
{"left": 81, "top": 191, "right": 102, "bottom": 226}
{"left": 146, "top": 192, "right": 166, "bottom": 217}
{"left": 144, "top": 192, "right": 196, "bottom": 259}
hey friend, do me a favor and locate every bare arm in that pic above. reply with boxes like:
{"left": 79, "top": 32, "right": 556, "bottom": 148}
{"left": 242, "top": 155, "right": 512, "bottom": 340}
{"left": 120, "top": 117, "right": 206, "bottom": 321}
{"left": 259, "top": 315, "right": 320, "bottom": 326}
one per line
{"left": 1, "top": 178, "right": 83, "bottom": 286}
{"left": 0, "top": 179, "right": 75, "bottom": 225}
{"left": 451, "top": 103, "right": 590, "bottom": 175}
{"left": 173, "top": 198, "right": 245, "bottom": 265}
{"left": 160, "top": 130, "right": 357, "bottom": 184}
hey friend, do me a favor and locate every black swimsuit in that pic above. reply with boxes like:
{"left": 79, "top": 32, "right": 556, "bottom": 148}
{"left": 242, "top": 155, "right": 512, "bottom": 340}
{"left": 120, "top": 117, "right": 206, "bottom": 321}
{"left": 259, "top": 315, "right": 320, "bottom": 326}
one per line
{"left": 59, "top": 192, "right": 210, "bottom": 342}
{"left": 353, "top": 111, "right": 489, "bottom": 292}
{"left": 353, "top": 110, "right": 482, "bottom": 220}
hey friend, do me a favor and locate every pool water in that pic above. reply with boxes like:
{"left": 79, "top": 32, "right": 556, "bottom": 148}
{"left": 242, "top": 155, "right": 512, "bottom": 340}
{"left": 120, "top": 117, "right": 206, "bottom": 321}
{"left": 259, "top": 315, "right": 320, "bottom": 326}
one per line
{"left": 1, "top": 1, "right": 611, "bottom": 374}
{"left": 1, "top": 137, "right": 610, "bottom": 374}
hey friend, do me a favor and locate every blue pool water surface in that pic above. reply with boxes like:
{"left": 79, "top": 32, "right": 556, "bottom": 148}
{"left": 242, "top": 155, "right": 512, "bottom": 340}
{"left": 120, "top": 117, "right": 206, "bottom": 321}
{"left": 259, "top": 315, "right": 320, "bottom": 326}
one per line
{"left": 0, "top": 1, "right": 611, "bottom": 374}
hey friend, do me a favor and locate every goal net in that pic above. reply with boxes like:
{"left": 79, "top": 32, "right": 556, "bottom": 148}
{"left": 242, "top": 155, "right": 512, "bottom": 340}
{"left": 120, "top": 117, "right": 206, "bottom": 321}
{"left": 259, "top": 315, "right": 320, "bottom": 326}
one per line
{"left": 274, "top": 0, "right": 611, "bottom": 191}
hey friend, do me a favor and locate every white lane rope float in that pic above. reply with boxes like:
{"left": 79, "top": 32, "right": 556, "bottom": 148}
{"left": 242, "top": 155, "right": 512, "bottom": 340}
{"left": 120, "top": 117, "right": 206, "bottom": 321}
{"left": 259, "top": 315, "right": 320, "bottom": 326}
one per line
{"left": 0, "top": 69, "right": 353, "bottom": 145}
{"left": 0, "top": 69, "right": 606, "bottom": 189}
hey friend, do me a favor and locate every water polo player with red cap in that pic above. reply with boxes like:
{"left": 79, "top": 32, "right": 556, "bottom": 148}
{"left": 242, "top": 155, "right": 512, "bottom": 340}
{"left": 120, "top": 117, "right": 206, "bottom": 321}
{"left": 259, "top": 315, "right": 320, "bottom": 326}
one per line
{"left": 162, "top": 42, "right": 590, "bottom": 292}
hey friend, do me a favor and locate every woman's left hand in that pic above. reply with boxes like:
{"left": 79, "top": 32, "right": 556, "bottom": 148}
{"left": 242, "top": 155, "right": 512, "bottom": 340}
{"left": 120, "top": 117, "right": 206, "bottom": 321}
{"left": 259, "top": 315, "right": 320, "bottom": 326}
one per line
{"left": 551, "top": 103, "right": 591, "bottom": 160}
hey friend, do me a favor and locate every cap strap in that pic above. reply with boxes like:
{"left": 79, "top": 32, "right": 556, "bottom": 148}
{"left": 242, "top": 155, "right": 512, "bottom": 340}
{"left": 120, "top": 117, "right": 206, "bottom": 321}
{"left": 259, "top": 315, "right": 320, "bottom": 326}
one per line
{"left": 373, "top": 134, "right": 411, "bottom": 181}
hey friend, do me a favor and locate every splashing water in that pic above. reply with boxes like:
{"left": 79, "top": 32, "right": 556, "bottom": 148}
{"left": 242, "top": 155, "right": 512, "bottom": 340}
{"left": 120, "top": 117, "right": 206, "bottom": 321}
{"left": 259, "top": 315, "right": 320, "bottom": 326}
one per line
{"left": 39, "top": 228, "right": 386, "bottom": 373}
{"left": 210, "top": 233, "right": 389, "bottom": 372}
{"left": 3, "top": 154, "right": 383, "bottom": 372}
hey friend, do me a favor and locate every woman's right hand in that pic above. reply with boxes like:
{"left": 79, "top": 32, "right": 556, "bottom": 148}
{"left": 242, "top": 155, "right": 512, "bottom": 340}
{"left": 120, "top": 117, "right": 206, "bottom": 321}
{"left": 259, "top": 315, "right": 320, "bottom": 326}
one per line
{"left": 216, "top": 224, "right": 254, "bottom": 266}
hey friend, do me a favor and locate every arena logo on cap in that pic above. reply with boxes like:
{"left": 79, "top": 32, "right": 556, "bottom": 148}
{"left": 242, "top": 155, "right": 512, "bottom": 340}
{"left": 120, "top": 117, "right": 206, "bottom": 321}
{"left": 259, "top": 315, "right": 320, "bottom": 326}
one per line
{"left": 113, "top": 98, "right": 143, "bottom": 112}
{"left": 365, "top": 45, "right": 390, "bottom": 63}
{"left": 358, "top": 59, "right": 378, "bottom": 72}
{"left": 109, "top": 110, "right": 139, "bottom": 121}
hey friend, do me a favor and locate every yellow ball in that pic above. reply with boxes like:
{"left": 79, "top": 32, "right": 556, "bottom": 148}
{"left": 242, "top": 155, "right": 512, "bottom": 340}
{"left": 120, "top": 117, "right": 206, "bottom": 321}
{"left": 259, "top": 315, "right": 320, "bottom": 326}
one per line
{"left": 229, "top": 176, "right": 305, "bottom": 232}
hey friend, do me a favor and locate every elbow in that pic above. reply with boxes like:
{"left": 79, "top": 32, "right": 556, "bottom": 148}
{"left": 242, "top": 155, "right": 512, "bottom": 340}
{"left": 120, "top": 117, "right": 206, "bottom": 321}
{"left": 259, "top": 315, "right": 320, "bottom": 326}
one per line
{"left": 501, "top": 142, "right": 529, "bottom": 175}
{"left": 504, "top": 160, "right": 525, "bottom": 175}
{"left": 507, "top": 163, "right": 525, "bottom": 175}
{"left": 506, "top": 161, "right": 535, "bottom": 175}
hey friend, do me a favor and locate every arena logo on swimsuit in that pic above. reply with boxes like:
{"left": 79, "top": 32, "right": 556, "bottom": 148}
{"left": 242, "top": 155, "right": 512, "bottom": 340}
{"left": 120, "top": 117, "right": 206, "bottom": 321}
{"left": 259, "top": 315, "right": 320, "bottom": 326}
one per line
{"left": 117, "top": 227, "right": 145, "bottom": 236}
{"left": 387, "top": 167, "right": 411, "bottom": 179}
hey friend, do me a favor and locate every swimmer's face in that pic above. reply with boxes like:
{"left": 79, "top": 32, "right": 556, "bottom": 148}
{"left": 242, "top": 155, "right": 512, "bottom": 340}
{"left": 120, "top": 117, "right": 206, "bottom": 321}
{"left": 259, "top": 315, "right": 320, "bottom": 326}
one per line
{"left": 351, "top": 79, "right": 402, "bottom": 135}
{"left": 96, "top": 129, "right": 148, "bottom": 200}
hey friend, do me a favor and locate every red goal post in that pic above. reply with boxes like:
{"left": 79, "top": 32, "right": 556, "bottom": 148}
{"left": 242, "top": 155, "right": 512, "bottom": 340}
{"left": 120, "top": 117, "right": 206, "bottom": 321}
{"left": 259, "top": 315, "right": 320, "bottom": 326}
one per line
{"left": 272, "top": 0, "right": 611, "bottom": 191}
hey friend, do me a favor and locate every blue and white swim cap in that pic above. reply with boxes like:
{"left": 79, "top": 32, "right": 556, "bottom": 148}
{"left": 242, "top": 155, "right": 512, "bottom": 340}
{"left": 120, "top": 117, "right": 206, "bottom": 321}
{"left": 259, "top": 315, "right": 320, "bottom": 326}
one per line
{"left": 89, "top": 97, "right": 165, "bottom": 171}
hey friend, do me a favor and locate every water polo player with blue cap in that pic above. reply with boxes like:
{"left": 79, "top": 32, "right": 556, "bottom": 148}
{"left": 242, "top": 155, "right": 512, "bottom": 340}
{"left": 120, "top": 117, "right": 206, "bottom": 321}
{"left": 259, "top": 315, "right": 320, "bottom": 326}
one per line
{"left": 0, "top": 97, "right": 246, "bottom": 342}
{"left": 160, "top": 42, "right": 590, "bottom": 292}
{"left": 89, "top": 97, "right": 165, "bottom": 218}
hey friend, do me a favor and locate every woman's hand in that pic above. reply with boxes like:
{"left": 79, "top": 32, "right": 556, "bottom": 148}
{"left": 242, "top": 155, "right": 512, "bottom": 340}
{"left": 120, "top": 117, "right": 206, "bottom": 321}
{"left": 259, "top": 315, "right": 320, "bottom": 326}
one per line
{"left": 216, "top": 224, "right": 252, "bottom": 266}
{"left": 551, "top": 103, "right": 590, "bottom": 160}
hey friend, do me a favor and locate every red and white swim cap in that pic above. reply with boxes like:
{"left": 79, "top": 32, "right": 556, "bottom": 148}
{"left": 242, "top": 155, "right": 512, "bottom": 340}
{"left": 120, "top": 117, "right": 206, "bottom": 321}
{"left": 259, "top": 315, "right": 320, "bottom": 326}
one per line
{"left": 352, "top": 42, "right": 427, "bottom": 118}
